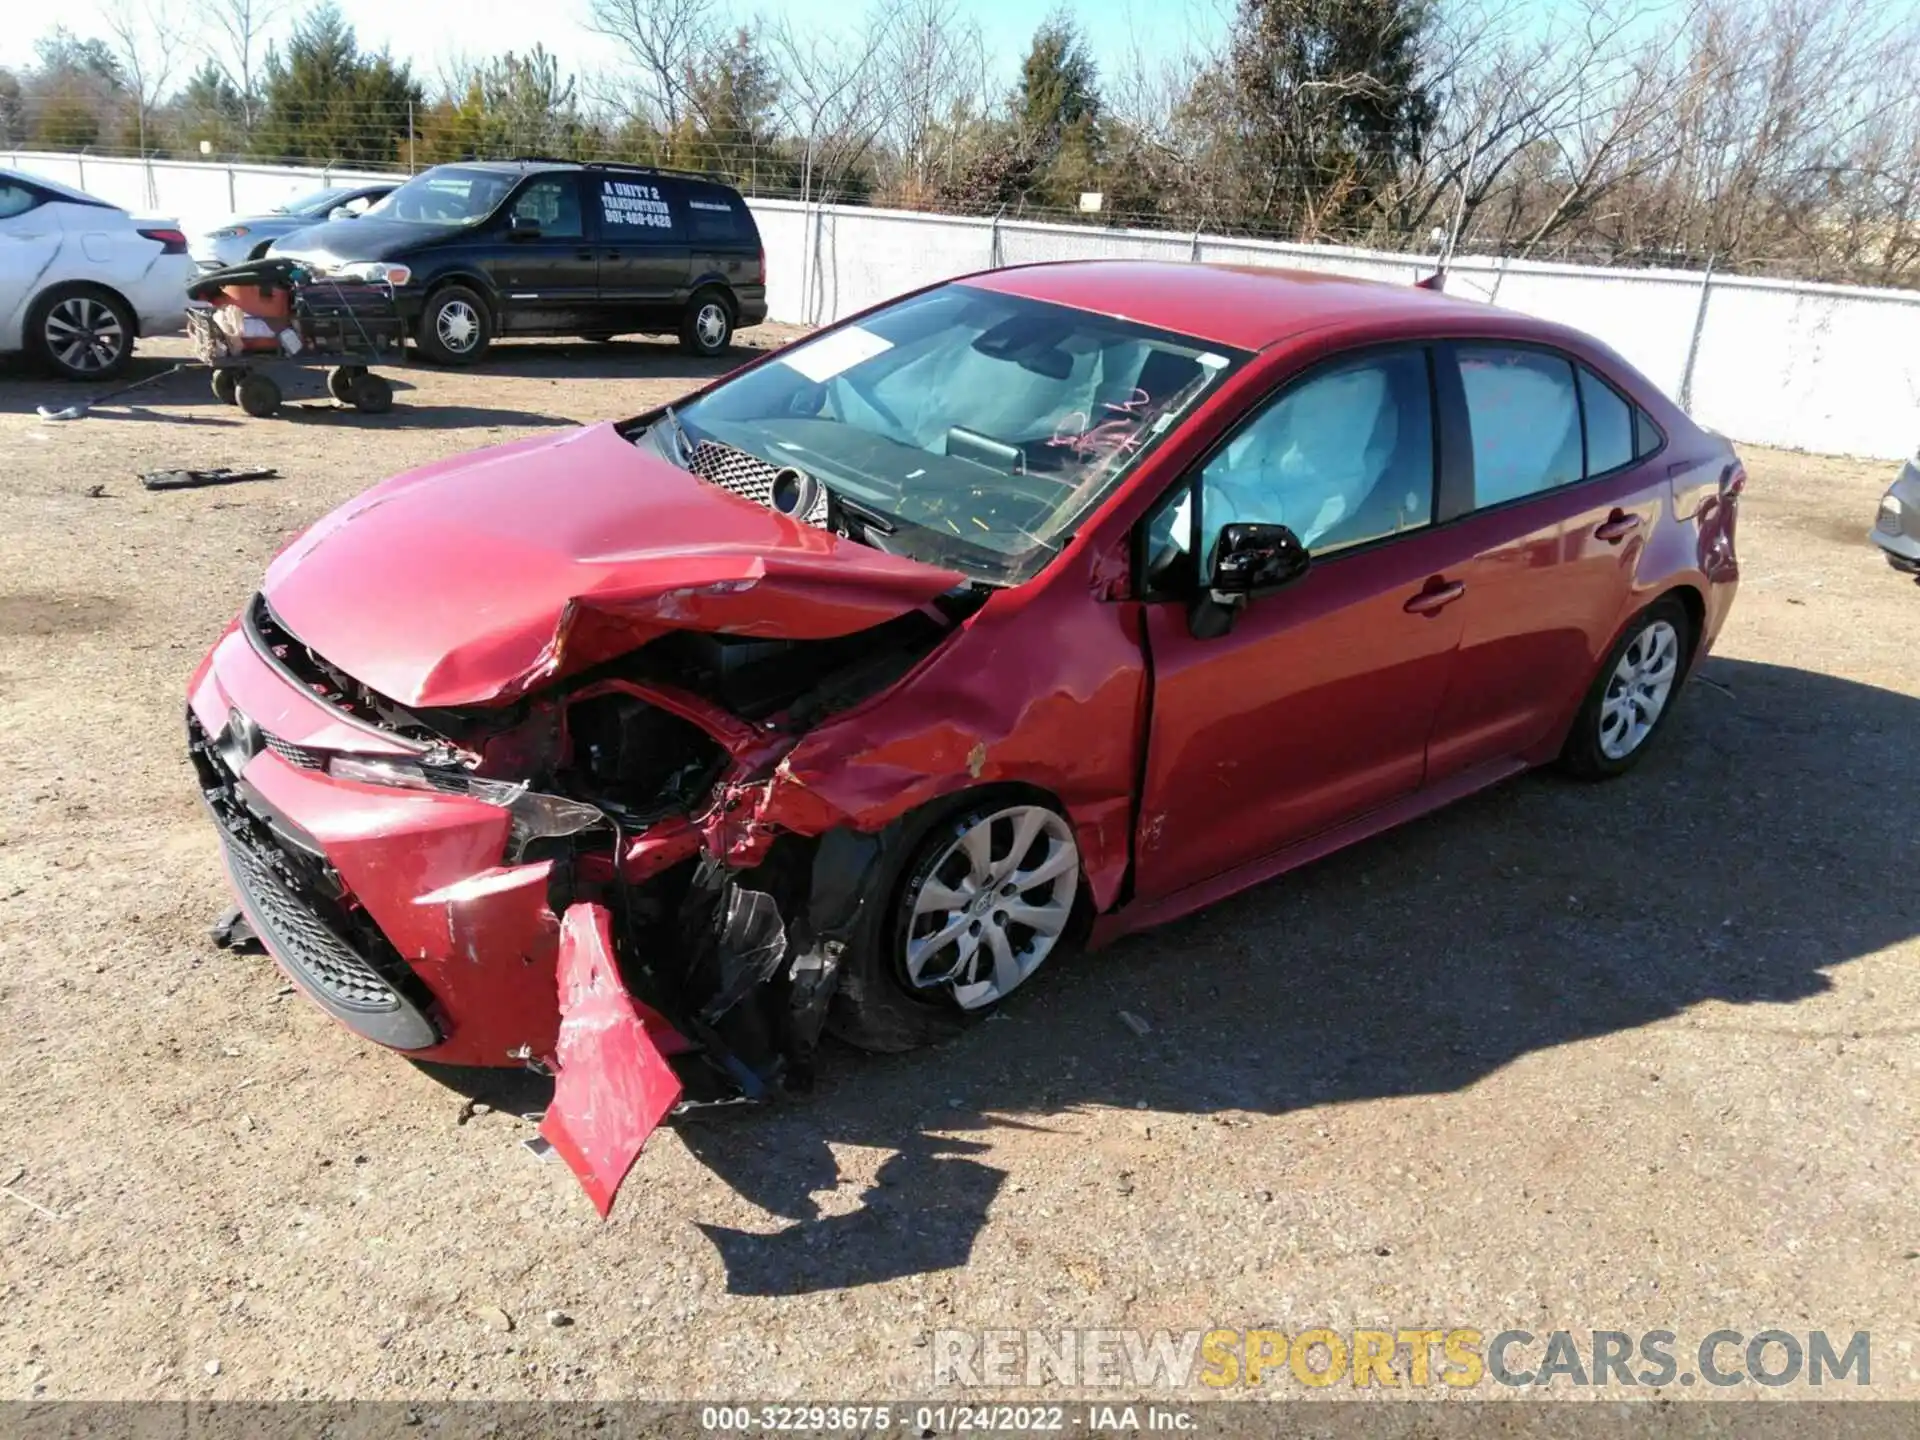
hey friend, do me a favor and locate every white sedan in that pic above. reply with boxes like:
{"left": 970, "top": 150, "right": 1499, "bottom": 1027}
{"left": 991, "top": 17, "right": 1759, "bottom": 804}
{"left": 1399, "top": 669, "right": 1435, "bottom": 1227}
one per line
{"left": 0, "top": 168, "right": 194, "bottom": 380}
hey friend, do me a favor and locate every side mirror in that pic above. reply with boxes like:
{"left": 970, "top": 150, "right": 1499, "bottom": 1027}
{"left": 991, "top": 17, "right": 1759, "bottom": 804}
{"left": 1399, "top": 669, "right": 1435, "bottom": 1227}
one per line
{"left": 1188, "top": 523, "right": 1309, "bottom": 639}
{"left": 328, "top": 206, "right": 354, "bottom": 220}
{"left": 508, "top": 214, "right": 542, "bottom": 240}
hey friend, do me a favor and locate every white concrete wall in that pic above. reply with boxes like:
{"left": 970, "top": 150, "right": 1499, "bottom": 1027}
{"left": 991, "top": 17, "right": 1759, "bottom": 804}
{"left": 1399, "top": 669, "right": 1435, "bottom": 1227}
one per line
{"left": 8, "top": 150, "right": 1917, "bottom": 460}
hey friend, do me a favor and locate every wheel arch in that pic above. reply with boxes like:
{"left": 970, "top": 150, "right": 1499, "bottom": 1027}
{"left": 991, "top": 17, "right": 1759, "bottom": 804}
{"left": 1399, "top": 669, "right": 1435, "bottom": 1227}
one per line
{"left": 421, "top": 269, "right": 504, "bottom": 322}
{"left": 31, "top": 278, "right": 141, "bottom": 336}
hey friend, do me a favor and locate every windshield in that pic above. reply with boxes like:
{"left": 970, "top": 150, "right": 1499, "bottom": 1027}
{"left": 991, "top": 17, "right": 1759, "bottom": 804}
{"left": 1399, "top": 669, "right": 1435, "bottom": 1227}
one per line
{"left": 669, "top": 285, "right": 1243, "bottom": 582}
{"left": 364, "top": 168, "right": 516, "bottom": 225}
{"left": 274, "top": 187, "right": 352, "bottom": 217}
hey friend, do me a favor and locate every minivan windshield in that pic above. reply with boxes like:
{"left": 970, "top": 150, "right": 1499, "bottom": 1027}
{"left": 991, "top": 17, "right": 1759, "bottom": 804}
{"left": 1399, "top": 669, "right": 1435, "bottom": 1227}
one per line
{"left": 667, "top": 284, "right": 1243, "bottom": 583}
{"left": 364, "top": 168, "right": 515, "bottom": 225}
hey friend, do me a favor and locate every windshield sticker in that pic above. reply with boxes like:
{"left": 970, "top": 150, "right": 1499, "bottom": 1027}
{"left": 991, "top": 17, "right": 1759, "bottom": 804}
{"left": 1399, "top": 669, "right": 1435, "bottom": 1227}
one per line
{"left": 779, "top": 326, "right": 894, "bottom": 383}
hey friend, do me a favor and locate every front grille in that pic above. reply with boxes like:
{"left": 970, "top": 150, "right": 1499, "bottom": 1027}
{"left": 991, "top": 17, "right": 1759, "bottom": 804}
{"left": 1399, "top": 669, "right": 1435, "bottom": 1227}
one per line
{"left": 1878, "top": 501, "right": 1903, "bottom": 536}
{"left": 189, "top": 709, "right": 438, "bottom": 1047}
{"left": 264, "top": 732, "right": 324, "bottom": 769}
{"left": 686, "top": 439, "right": 828, "bottom": 524}
{"left": 245, "top": 594, "right": 441, "bottom": 746}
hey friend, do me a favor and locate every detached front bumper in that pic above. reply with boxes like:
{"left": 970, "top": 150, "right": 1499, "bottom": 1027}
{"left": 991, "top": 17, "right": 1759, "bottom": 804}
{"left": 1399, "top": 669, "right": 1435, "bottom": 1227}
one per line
{"left": 1872, "top": 462, "right": 1920, "bottom": 573}
{"left": 187, "top": 624, "right": 566, "bottom": 1065}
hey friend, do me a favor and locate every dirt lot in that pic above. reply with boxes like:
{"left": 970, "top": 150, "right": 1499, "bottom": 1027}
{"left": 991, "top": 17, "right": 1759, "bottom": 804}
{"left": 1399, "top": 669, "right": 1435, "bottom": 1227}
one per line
{"left": 1, "top": 331, "right": 1915, "bottom": 1405}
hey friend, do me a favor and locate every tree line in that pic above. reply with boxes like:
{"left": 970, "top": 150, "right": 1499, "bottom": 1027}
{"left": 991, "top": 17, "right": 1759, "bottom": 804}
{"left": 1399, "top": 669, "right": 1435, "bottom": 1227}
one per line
{"left": 3, "top": 0, "right": 1918, "bottom": 287}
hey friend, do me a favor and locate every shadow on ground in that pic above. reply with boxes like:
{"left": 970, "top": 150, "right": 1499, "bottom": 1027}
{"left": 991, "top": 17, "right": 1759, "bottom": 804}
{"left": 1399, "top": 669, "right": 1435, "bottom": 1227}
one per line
{"left": 627, "top": 655, "right": 1910, "bottom": 1294}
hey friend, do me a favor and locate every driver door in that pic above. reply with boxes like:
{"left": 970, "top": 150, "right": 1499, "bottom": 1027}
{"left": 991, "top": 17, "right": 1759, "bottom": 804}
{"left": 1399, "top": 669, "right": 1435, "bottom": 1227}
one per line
{"left": 1130, "top": 345, "right": 1475, "bottom": 903}
{"left": 484, "top": 175, "right": 597, "bottom": 334}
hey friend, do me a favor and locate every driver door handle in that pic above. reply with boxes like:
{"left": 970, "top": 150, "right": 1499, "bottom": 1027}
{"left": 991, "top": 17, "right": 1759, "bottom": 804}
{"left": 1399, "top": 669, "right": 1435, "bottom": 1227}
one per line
{"left": 1404, "top": 579, "right": 1466, "bottom": 615}
{"left": 1594, "top": 509, "right": 1643, "bottom": 543}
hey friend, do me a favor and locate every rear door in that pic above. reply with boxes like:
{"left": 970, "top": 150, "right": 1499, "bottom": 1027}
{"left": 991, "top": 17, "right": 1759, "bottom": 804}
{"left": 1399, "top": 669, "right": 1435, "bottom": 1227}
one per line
{"left": 487, "top": 173, "right": 597, "bottom": 334}
{"left": 682, "top": 180, "right": 758, "bottom": 302}
{"left": 0, "top": 181, "right": 61, "bottom": 345}
{"left": 590, "top": 173, "right": 691, "bottom": 331}
{"left": 1423, "top": 344, "right": 1669, "bottom": 781}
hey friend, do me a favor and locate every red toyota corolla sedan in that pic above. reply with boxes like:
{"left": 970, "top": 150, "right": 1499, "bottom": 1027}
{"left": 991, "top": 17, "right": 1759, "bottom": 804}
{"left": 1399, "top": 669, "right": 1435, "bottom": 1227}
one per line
{"left": 187, "top": 261, "right": 1741, "bottom": 1209}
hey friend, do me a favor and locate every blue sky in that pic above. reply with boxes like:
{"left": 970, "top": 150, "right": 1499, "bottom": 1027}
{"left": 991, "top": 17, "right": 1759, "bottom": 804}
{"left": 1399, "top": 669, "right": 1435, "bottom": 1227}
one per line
{"left": 1, "top": 0, "right": 1232, "bottom": 97}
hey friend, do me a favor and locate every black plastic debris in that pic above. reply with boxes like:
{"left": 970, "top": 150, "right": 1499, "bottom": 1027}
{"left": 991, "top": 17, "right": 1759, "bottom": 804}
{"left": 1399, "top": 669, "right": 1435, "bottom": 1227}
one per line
{"left": 140, "top": 467, "right": 279, "bottom": 492}
{"left": 209, "top": 907, "right": 264, "bottom": 954}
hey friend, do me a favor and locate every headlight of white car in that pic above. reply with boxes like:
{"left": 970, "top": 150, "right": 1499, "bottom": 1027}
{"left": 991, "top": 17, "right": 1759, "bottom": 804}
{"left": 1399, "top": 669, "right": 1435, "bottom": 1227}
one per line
{"left": 331, "top": 261, "right": 412, "bottom": 286}
{"left": 210, "top": 226, "right": 250, "bottom": 239}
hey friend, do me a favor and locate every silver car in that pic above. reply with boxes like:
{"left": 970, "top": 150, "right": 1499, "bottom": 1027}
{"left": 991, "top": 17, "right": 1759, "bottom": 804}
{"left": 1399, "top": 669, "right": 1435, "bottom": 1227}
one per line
{"left": 1873, "top": 447, "right": 1920, "bottom": 578}
{"left": 188, "top": 184, "right": 395, "bottom": 271}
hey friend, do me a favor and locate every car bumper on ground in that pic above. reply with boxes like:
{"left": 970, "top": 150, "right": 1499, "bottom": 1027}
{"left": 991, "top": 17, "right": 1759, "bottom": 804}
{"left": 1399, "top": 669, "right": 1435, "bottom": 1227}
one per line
{"left": 1872, "top": 461, "right": 1920, "bottom": 573}
{"left": 187, "top": 621, "right": 566, "bottom": 1066}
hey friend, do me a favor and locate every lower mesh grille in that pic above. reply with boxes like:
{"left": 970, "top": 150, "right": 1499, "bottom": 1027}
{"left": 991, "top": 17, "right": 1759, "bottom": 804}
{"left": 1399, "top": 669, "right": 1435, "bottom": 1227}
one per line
{"left": 264, "top": 732, "right": 324, "bottom": 769}
{"left": 221, "top": 834, "right": 399, "bottom": 1011}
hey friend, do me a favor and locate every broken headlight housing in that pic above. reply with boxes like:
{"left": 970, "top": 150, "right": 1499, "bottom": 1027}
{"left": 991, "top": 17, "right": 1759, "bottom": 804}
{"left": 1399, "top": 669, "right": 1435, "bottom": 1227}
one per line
{"left": 327, "top": 755, "right": 605, "bottom": 861}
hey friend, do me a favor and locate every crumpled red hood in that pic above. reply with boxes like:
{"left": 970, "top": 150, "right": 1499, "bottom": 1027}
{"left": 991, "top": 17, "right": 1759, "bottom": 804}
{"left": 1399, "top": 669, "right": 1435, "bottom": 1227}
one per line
{"left": 262, "top": 422, "right": 965, "bottom": 707}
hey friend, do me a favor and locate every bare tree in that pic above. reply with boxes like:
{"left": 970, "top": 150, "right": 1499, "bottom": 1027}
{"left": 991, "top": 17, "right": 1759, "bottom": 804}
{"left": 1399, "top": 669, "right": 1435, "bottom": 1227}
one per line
{"left": 101, "top": 0, "right": 182, "bottom": 165}
{"left": 874, "top": 0, "right": 988, "bottom": 202}
{"left": 588, "top": 0, "right": 724, "bottom": 130}
{"left": 765, "top": 2, "right": 903, "bottom": 203}
{"left": 195, "top": 0, "right": 283, "bottom": 138}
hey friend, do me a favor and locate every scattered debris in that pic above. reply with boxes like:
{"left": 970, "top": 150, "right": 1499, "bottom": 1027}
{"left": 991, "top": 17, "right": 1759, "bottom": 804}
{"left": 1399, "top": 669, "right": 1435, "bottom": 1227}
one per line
{"left": 521, "top": 1136, "right": 556, "bottom": 1162}
{"left": 36, "top": 361, "right": 191, "bottom": 421}
{"left": 1254, "top": 1188, "right": 1274, "bottom": 1203}
{"left": 1, "top": 1185, "right": 64, "bottom": 1220}
{"left": 208, "top": 908, "right": 263, "bottom": 954}
{"left": 476, "top": 1305, "right": 515, "bottom": 1333}
{"left": 545, "top": 1310, "right": 573, "bottom": 1328}
{"left": 1117, "top": 1009, "right": 1152, "bottom": 1037}
{"left": 455, "top": 1099, "right": 492, "bottom": 1126}
{"left": 83, "top": 484, "right": 109, "bottom": 499}
{"left": 205, "top": 1360, "right": 221, "bottom": 1377}
{"left": 139, "top": 467, "right": 278, "bottom": 492}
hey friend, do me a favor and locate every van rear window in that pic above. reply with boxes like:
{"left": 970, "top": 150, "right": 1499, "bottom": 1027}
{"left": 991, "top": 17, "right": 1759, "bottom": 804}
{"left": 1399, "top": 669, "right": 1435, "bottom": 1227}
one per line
{"left": 687, "top": 191, "right": 751, "bottom": 245}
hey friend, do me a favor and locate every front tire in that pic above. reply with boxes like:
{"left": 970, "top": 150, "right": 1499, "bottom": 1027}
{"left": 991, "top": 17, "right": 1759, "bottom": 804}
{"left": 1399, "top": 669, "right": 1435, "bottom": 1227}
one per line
{"left": 1560, "top": 597, "right": 1692, "bottom": 779}
{"left": 679, "top": 289, "right": 733, "bottom": 357}
{"left": 29, "top": 285, "right": 135, "bottom": 381}
{"left": 829, "top": 796, "right": 1082, "bottom": 1053}
{"left": 416, "top": 285, "right": 491, "bottom": 365}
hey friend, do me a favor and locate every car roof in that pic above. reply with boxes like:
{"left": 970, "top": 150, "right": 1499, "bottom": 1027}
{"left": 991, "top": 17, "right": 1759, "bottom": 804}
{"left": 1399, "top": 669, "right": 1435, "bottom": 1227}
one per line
{"left": 440, "top": 159, "right": 736, "bottom": 188}
{"left": 1, "top": 167, "right": 118, "bottom": 210}
{"left": 963, "top": 260, "right": 1536, "bottom": 353}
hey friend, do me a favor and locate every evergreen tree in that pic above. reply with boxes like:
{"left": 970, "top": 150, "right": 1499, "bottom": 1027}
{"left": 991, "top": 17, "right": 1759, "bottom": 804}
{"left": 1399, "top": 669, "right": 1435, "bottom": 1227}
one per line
{"left": 254, "top": 3, "right": 422, "bottom": 166}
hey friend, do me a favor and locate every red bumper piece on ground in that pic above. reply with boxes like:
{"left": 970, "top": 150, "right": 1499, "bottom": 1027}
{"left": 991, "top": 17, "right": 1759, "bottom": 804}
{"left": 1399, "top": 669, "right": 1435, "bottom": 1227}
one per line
{"left": 540, "top": 902, "right": 684, "bottom": 1216}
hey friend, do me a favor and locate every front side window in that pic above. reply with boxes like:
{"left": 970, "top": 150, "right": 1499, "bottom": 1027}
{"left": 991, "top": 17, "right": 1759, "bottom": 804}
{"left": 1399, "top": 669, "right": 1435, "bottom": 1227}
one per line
{"left": 1189, "top": 349, "right": 1435, "bottom": 572}
{"left": 1459, "top": 346, "right": 1582, "bottom": 507}
{"left": 510, "top": 177, "right": 582, "bottom": 238}
{"left": 365, "top": 167, "right": 517, "bottom": 225}
{"left": 664, "top": 284, "right": 1244, "bottom": 582}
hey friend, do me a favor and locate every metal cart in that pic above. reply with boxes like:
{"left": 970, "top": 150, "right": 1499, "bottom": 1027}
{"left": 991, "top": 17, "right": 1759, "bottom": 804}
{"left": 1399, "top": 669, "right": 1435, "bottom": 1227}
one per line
{"left": 187, "top": 260, "right": 408, "bottom": 418}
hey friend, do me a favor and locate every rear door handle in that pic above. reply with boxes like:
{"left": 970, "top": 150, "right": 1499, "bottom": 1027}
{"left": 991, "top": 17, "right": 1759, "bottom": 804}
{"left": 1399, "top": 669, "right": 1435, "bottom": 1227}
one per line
{"left": 1404, "top": 580, "right": 1466, "bottom": 615}
{"left": 576, "top": 248, "right": 594, "bottom": 261}
{"left": 1594, "top": 510, "right": 1643, "bottom": 543}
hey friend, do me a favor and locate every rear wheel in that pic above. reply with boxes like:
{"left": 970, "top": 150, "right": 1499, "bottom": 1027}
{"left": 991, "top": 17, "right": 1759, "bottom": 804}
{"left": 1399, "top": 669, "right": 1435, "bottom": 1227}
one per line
{"left": 1560, "top": 597, "right": 1692, "bottom": 779}
{"left": 829, "top": 796, "right": 1082, "bottom": 1053}
{"left": 416, "top": 285, "right": 491, "bottom": 365}
{"left": 29, "top": 285, "right": 135, "bottom": 381}
{"left": 679, "top": 289, "right": 733, "bottom": 356}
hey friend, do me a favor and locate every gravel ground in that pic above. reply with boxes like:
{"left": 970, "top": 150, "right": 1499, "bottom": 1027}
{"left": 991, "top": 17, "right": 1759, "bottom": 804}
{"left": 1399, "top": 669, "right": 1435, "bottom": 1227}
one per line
{"left": 1, "top": 333, "right": 1915, "bottom": 1405}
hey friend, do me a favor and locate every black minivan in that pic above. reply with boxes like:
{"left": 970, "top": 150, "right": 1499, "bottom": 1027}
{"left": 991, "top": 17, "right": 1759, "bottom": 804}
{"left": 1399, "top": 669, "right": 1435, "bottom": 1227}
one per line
{"left": 270, "top": 159, "right": 768, "bottom": 364}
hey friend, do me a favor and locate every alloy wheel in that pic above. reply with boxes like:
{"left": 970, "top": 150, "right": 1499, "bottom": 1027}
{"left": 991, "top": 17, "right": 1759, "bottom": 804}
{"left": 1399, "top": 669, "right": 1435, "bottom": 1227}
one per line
{"left": 45, "top": 296, "right": 127, "bottom": 375}
{"left": 902, "top": 805, "right": 1078, "bottom": 1010}
{"left": 1598, "top": 619, "right": 1680, "bottom": 760}
{"left": 436, "top": 299, "right": 481, "bottom": 353}
{"left": 695, "top": 302, "right": 728, "bottom": 349}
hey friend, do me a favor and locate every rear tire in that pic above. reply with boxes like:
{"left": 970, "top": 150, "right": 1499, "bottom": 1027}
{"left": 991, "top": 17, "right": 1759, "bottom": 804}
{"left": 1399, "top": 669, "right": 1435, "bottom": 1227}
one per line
{"left": 235, "top": 373, "right": 281, "bottom": 418}
{"left": 679, "top": 289, "right": 733, "bottom": 357}
{"left": 28, "top": 284, "right": 135, "bottom": 381}
{"left": 1559, "top": 596, "right": 1693, "bottom": 780}
{"left": 416, "top": 285, "right": 491, "bottom": 365}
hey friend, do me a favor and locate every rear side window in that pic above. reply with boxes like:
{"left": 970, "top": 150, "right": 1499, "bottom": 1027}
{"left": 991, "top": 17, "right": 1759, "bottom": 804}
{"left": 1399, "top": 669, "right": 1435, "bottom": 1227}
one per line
{"left": 596, "top": 175, "right": 680, "bottom": 241}
{"left": 0, "top": 183, "right": 42, "bottom": 220}
{"left": 1634, "top": 407, "right": 1665, "bottom": 458}
{"left": 1578, "top": 366, "right": 1635, "bottom": 476}
{"left": 685, "top": 186, "right": 752, "bottom": 245}
{"left": 1459, "top": 346, "right": 1582, "bottom": 508}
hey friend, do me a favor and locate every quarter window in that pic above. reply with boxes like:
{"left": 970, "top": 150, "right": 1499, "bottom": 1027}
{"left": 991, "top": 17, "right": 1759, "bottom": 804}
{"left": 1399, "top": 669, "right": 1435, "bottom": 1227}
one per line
{"left": 686, "top": 189, "right": 747, "bottom": 243}
{"left": 1578, "top": 365, "right": 1635, "bottom": 476}
{"left": 1459, "top": 346, "right": 1582, "bottom": 507}
{"left": 0, "top": 183, "right": 40, "bottom": 220}
{"left": 1194, "top": 349, "right": 1435, "bottom": 568}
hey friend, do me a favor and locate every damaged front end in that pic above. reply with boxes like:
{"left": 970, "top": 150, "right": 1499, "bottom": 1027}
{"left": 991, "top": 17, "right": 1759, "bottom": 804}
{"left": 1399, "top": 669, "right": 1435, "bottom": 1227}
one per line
{"left": 209, "top": 577, "right": 974, "bottom": 1213}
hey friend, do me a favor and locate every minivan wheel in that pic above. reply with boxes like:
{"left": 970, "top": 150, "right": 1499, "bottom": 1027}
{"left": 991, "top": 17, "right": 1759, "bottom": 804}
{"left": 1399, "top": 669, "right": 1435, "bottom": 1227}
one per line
{"left": 417, "top": 285, "right": 491, "bottom": 365}
{"left": 1560, "top": 597, "right": 1692, "bottom": 780}
{"left": 30, "top": 285, "right": 134, "bottom": 380}
{"left": 828, "top": 796, "right": 1082, "bottom": 1053}
{"left": 679, "top": 290, "right": 733, "bottom": 356}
